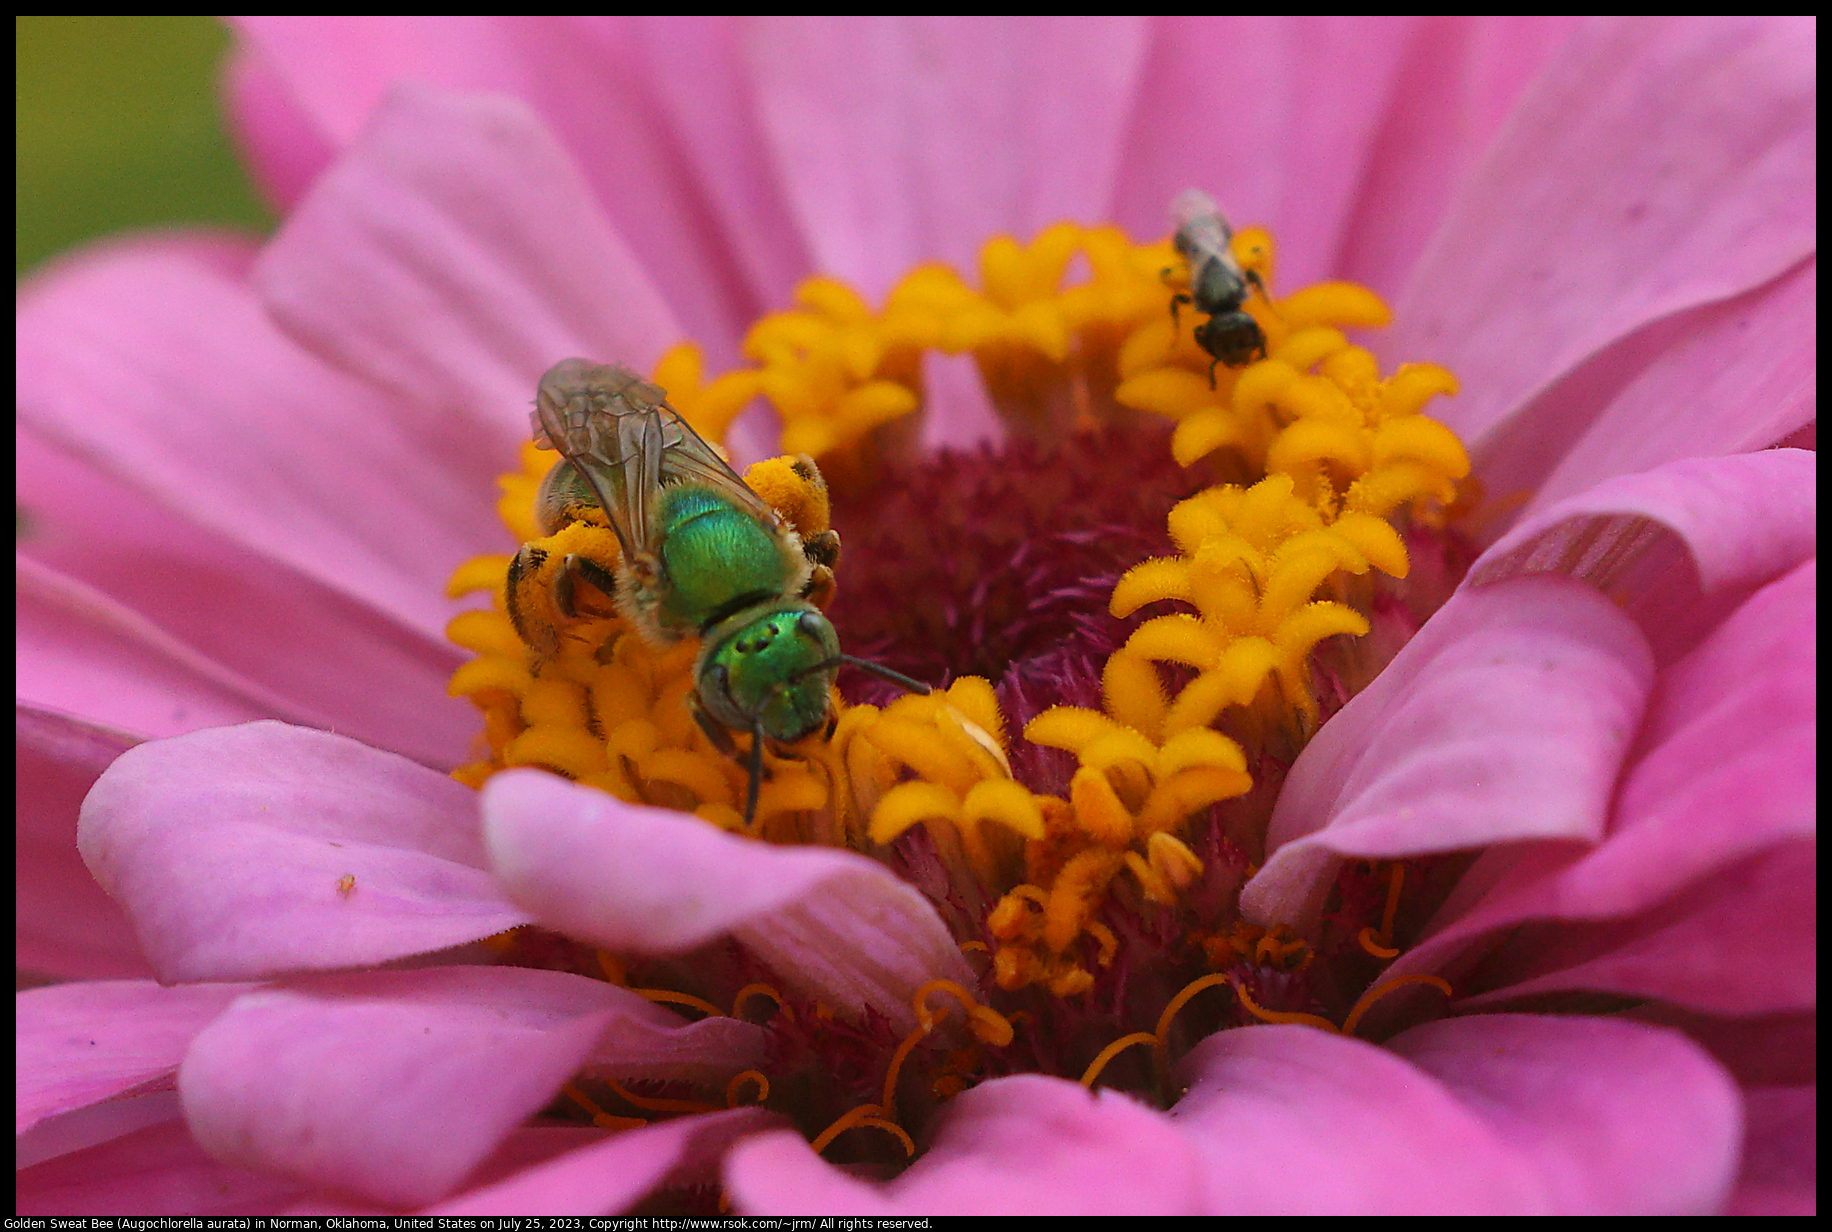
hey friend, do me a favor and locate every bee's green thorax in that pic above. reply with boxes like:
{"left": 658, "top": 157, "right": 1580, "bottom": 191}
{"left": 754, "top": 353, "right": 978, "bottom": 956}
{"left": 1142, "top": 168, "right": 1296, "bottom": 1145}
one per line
{"left": 655, "top": 485, "right": 802, "bottom": 633}
{"left": 698, "top": 604, "right": 840, "bottom": 743}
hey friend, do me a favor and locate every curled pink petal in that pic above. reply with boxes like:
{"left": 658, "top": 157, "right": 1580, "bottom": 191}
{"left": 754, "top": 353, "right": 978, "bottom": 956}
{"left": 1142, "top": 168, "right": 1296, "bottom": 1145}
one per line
{"left": 1471, "top": 449, "right": 1815, "bottom": 665}
{"left": 728, "top": 1075, "right": 1203, "bottom": 1215}
{"left": 219, "top": 39, "right": 335, "bottom": 213}
{"left": 1488, "top": 259, "right": 1815, "bottom": 517}
{"left": 1386, "top": 1014, "right": 1742, "bottom": 1214}
{"left": 78, "top": 722, "right": 529, "bottom": 983}
{"left": 16, "top": 708, "right": 152, "bottom": 980}
{"left": 178, "top": 965, "right": 752, "bottom": 1208}
{"left": 1242, "top": 576, "right": 1653, "bottom": 930}
{"left": 254, "top": 81, "right": 681, "bottom": 454}
{"left": 1392, "top": 16, "right": 1816, "bottom": 456}
{"left": 17, "top": 980, "right": 250, "bottom": 1135}
{"left": 483, "top": 769, "right": 975, "bottom": 1031}
{"left": 430, "top": 1108, "right": 778, "bottom": 1216}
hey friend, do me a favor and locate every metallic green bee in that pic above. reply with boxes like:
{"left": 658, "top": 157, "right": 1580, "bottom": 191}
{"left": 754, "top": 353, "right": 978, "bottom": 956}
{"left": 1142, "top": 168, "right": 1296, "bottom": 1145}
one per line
{"left": 508, "top": 358, "right": 927, "bottom": 822}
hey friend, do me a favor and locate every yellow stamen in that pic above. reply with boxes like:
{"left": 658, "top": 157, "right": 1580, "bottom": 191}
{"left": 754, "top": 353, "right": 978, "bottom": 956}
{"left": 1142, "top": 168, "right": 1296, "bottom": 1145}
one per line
{"left": 730, "top": 983, "right": 793, "bottom": 1023}
{"left": 562, "top": 1083, "right": 646, "bottom": 1131}
{"left": 595, "top": 950, "right": 627, "bottom": 985}
{"left": 1340, "top": 974, "right": 1454, "bottom": 1037}
{"left": 1357, "top": 929, "right": 1401, "bottom": 960}
{"left": 725, "top": 1070, "right": 770, "bottom": 1108}
{"left": 1079, "top": 1032, "right": 1159, "bottom": 1090}
{"left": 630, "top": 988, "right": 725, "bottom": 1019}
{"left": 1151, "top": 972, "right": 1238, "bottom": 1068}
{"left": 810, "top": 1104, "right": 915, "bottom": 1158}
{"left": 606, "top": 1078, "right": 718, "bottom": 1115}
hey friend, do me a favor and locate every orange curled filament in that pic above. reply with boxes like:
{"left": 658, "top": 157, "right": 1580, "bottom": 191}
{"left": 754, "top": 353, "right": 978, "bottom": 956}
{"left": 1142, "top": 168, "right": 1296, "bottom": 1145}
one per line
{"left": 725, "top": 1070, "right": 770, "bottom": 1108}
{"left": 1079, "top": 1032, "right": 1158, "bottom": 1090}
{"left": 606, "top": 1078, "right": 718, "bottom": 1115}
{"left": 810, "top": 1103, "right": 915, "bottom": 1158}
{"left": 1341, "top": 974, "right": 1453, "bottom": 1037}
{"left": 730, "top": 983, "right": 793, "bottom": 1023}
{"left": 631, "top": 988, "right": 726, "bottom": 1019}
{"left": 562, "top": 1083, "right": 646, "bottom": 1131}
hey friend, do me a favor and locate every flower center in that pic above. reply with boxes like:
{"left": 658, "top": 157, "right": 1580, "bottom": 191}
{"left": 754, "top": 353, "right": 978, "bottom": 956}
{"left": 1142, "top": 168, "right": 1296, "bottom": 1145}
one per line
{"left": 448, "top": 210, "right": 1475, "bottom": 1163}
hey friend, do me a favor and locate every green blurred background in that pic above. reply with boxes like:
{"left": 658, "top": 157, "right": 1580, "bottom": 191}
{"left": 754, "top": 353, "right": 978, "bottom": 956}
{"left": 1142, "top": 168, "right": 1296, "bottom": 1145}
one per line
{"left": 16, "top": 15, "right": 274, "bottom": 278}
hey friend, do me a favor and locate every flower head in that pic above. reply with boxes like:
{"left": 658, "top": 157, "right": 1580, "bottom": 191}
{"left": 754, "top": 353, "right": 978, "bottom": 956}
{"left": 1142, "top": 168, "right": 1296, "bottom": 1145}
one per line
{"left": 18, "top": 15, "right": 1815, "bottom": 1216}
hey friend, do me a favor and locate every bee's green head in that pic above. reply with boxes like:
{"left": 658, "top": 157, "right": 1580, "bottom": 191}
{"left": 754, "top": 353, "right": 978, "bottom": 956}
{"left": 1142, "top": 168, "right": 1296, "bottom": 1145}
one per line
{"left": 697, "top": 603, "right": 841, "bottom": 742}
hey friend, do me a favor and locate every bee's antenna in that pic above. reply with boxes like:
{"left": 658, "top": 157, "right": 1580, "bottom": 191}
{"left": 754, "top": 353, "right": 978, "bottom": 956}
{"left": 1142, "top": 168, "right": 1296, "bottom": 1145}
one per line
{"left": 745, "top": 717, "right": 765, "bottom": 828}
{"left": 788, "top": 655, "right": 932, "bottom": 695}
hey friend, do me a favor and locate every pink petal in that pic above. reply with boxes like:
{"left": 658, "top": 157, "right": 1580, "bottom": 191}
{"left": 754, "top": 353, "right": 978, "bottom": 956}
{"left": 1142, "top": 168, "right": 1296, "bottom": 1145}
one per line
{"left": 727, "top": 1075, "right": 1204, "bottom": 1215}
{"left": 1728, "top": 1086, "right": 1816, "bottom": 1216}
{"left": 18, "top": 557, "right": 312, "bottom": 737}
{"left": 16, "top": 1092, "right": 185, "bottom": 1172}
{"left": 78, "top": 722, "right": 529, "bottom": 983}
{"left": 17, "top": 980, "right": 250, "bottom": 1134}
{"left": 1485, "top": 259, "right": 1816, "bottom": 520}
{"left": 1390, "top": 17, "right": 1816, "bottom": 458}
{"left": 1454, "top": 839, "right": 1812, "bottom": 1016}
{"left": 1112, "top": 17, "right": 1424, "bottom": 290}
{"left": 1241, "top": 576, "right": 1653, "bottom": 931}
{"left": 16, "top": 708, "right": 153, "bottom": 980}
{"left": 482, "top": 769, "right": 976, "bottom": 1031}
{"left": 1335, "top": 17, "right": 1586, "bottom": 296}
{"left": 18, "top": 422, "right": 475, "bottom": 769}
{"left": 232, "top": 17, "right": 759, "bottom": 361}
{"left": 16, "top": 1119, "right": 313, "bottom": 1216}
{"left": 747, "top": 17, "right": 1150, "bottom": 301}
{"left": 1385, "top": 1014, "right": 1742, "bottom": 1214}
{"left": 1625, "top": 1005, "right": 1815, "bottom": 1089}
{"left": 430, "top": 1108, "right": 778, "bottom": 1216}
{"left": 219, "top": 38, "right": 335, "bottom": 213}
{"left": 178, "top": 966, "right": 753, "bottom": 1208}
{"left": 15, "top": 231, "right": 505, "bottom": 642}
{"left": 1470, "top": 449, "right": 1816, "bottom": 665}
{"left": 253, "top": 84, "right": 682, "bottom": 452}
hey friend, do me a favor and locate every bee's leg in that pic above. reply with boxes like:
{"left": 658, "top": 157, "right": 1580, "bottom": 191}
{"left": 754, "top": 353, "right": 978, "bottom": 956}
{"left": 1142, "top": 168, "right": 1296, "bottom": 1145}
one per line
{"left": 689, "top": 694, "right": 742, "bottom": 761}
{"left": 1207, "top": 356, "right": 1221, "bottom": 390}
{"left": 1244, "top": 269, "right": 1269, "bottom": 302}
{"left": 507, "top": 544, "right": 560, "bottom": 665}
{"left": 1169, "top": 291, "right": 1191, "bottom": 330}
{"left": 554, "top": 554, "right": 620, "bottom": 619}
{"left": 802, "top": 528, "right": 841, "bottom": 571}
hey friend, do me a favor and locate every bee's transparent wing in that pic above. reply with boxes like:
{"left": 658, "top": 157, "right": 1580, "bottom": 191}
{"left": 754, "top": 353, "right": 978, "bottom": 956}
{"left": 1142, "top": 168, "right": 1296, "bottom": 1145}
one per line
{"left": 1170, "top": 188, "right": 1235, "bottom": 259}
{"left": 531, "top": 358, "right": 777, "bottom": 561}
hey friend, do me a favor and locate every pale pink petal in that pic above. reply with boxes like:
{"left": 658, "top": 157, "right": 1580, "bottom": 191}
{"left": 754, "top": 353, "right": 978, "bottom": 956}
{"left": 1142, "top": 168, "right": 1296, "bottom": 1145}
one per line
{"left": 1385, "top": 1014, "right": 1742, "bottom": 1214}
{"left": 748, "top": 17, "right": 1150, "bottom": 301}
{"left": 1470, "top": 449, "right": 1816, "bottom": 665}
{"left": 16, "top": 1119, "right": 313, "bottom": 1216}
{"left": 254, "top": 82, "right": 682, "bottom": 464}
{"left": 232, "top": 17, "right": 760, "bottom": 360}
{"left": 1336, "top": 17, "right": 1585, "bottom": 296}
{"left": 1112, "top": 17, "right": 1423, "bottom": 290}
{"left": 17, "top": 708, "right": 153, "bottom": 980}
{"left": 430, "top": 1109, "right": 777, "bottom": 1216}
{"left": 178, "top": 966, "right": 755, "bottom": 1208}
{"left": 17, "top": 981, "right": 250, "bottom": 1134}
{"left": 1487, "top": 260, "right": 1815, "bottom": 519}
{"left": 1391, "top": 17, "right": 1816, "bottom": 457}
{"left": 482, "top": 770, "right": 976, "bottom": 1032}
{"left": 728, "top": 1075, "right": 1203, "bottom": 1215}
{"left": 219, "top": 39, "right": 335, "bottom": 213}
{"left": 19, "top": 558, "right": 314, "bottom": 737}
{"left": 628, "top": 17, "right": 816, "bottom": 318}
{"left": 1626, "top": 1005, "right": 1816, "bottom": 1090}
{"left": 18, "top": 423, "right": 474, "bottom": 769}
{"left": 1170, "top": 1023, "right": 1544, "bottom": 1212}
{"left": 78, "top": 722, "right": 529, "bottom": 983}
{"left": 15, "top": 232, "right": 505, "bottom": 641}
{"left": 1241, "top": 576, "right": 1653, "bottom": 931}
{"left": 16, "top": 1091, "right": 185, "bottom": 1172}
{"left": 1728, "top": 1087, "right": 1816, "bottom": 1216}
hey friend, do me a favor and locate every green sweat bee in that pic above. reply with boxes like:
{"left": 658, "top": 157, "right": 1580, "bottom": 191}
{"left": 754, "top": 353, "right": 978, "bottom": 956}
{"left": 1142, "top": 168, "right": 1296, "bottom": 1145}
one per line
{"left": 507, "top": 358, "right": 928, "bottom": 822}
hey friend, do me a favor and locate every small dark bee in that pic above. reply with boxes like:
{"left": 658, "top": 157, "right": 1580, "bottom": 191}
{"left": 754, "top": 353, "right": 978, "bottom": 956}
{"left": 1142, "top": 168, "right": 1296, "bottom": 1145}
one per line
{"left": 1169, "top": 189, "right": 1267, "bottom": 384}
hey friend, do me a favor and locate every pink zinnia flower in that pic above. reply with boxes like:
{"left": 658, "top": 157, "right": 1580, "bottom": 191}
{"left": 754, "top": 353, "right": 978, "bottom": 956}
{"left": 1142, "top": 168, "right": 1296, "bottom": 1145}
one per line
{"left": 17, "top": 16, "right": 1813, "bottom": 1215}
